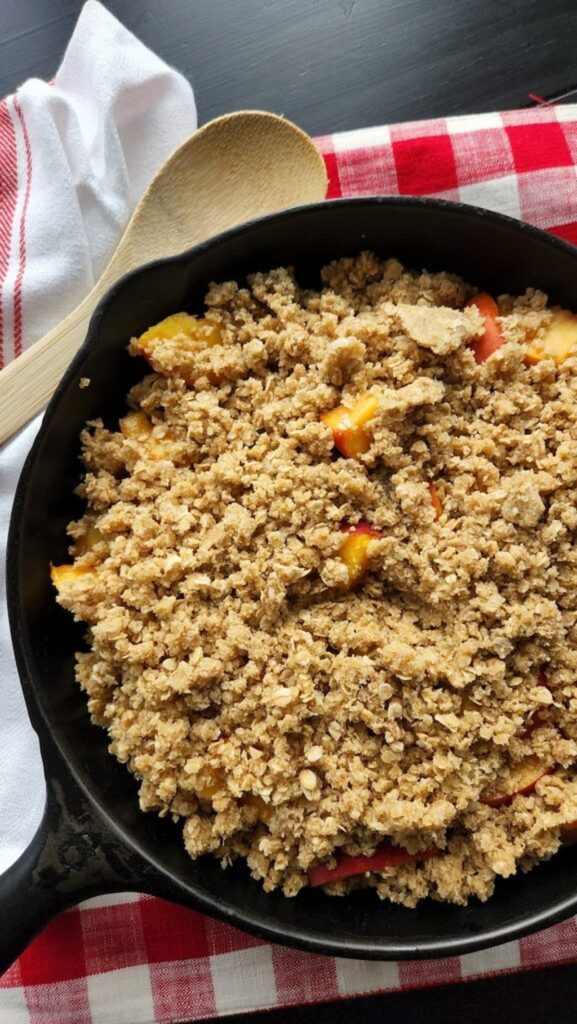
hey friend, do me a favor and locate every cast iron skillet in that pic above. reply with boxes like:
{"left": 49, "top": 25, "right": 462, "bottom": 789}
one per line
{"left": 4, "top": 197, "right": 577, "bottom": 973}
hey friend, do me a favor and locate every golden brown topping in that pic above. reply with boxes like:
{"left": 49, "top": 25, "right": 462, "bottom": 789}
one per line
{"left": 52, "top": 253, "right": 577, "bottom": 907}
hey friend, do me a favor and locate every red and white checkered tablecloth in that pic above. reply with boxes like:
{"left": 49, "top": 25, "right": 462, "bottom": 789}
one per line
{"left": 4, "top": 103, "right": 577, "bottom": 1022}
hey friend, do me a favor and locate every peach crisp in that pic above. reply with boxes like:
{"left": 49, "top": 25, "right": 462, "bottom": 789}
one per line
{"left": 52, "top": 253, "right": 577, "bottom": 905}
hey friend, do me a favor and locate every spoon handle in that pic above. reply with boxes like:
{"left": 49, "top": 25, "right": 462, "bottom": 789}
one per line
{"left": 0, "top": 287, "right": 100, "bottom": 445}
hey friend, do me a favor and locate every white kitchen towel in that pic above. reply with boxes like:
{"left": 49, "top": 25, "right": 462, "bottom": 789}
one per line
{"left": 0, "top": 0, "right": 197, "bottom": 872}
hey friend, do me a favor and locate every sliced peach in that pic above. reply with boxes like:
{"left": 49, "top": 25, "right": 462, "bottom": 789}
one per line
{"left": 132, "top": 313, "right": 222, "bottom": 359}
{"left": 119, "top": 411, "right": 153, "bottom": 440}
{"left": 525, "top": 309, "right": 577, "bottom": 366}
{"left": 195, "top": 770, "right": 224, "bottom": 802}
{"left": 466, "top": 293, "right": 504, "bottom": 363}
{"left": 321, "top": 392, "right": 378, "bottom": 458}
{"left": 339, "top": 522, "right": 382, "bottom": 586}
{"left": 242, "top": 794, "right": 273, "bottom": 824}
{"left": 347, "top": 392, "right": 379, "bottom": 425}
{"left": 429, "top": 482, "right": 443, "bottom": 520}
{"left": 50, "top": 563, "right": 97, "bottom": 592}
{"left": 119, "top": 411, "right": 171, "bottom": 459}
{"left": 74, "top": 523, "right": 104, "bottom": 561}
{"left": 480, "top": 755, "right": 551, "bottom": 808}
{"left": 84, "top": 524, "right": 103, "bottom": 550}
{"left": 308, "top": 843, "right": 440, "bottom": 887}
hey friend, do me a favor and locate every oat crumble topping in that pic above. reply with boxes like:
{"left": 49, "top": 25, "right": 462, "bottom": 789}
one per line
{"left": 52, "top": 253, "right": 577, "bottom": 905}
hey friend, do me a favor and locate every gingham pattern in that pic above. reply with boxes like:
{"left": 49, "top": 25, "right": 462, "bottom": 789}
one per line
{"left": 3, "top": 104, "right": 577, "bottom": 1021}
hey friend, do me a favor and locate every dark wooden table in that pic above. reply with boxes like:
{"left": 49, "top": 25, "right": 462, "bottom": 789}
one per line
{"left": 2, "top": 0, "right": 577, "bottom": 133}
{"left": 3, "top": 1, "right": 577, "bottom": 1022}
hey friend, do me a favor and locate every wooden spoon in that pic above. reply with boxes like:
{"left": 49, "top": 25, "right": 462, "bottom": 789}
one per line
{"left": 0, "top": 110, "right": 327, "bottom": 444}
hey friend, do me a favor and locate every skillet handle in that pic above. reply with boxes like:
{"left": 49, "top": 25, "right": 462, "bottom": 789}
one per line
{"left": 0, "top": 770, "right": 139, "bottom": 975}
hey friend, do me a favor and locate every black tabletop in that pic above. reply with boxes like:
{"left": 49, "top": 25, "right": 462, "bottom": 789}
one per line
{"left": 2, "top": 0, "right": 577, "bottom": 134}
{"left": 3, "top": 1, "right": 577, "bottom": 1022}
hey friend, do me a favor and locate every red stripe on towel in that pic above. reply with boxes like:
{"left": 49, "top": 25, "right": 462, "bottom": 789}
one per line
{"left": 12, "top": 96, "right": 33, "bottom": 359}
{"left": 0, "top": 98, "right": 19, "bottom": 368}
